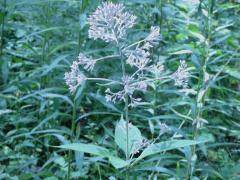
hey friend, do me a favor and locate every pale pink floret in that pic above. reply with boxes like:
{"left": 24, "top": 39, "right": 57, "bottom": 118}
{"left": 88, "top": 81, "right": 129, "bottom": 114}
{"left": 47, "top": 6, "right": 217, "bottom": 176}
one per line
{"left": 64, "top": 61, "right": 86, "bottom": 93}
{"left": 88, "top": 2, "right": 137, "bottom": 42}
{"left": 171, "top": 60, "right": 190, "bottom": 88}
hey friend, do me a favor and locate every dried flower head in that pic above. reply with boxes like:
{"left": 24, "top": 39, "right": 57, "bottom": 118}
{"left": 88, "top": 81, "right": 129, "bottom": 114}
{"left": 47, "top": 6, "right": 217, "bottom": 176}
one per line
{"left": 132, "top": 138, "right": 149, "bottom": 155}
{"left": 131, "top": 81, "right": 148, "bottom": 92}
{"left": 171, "top": 60, "right": 190, "bottom": 88}
{"left": 124, "top": 26, "right": 160, "bottom": 69}
{"left": 145, "top": 26, "right": 160, "bottom": 45}
{"left": 105, "top": 88, "right": 125, "bottom": 103}
{"left": 78, "top": 53, "right": 96, "bottom": 71}
{"left": 88, "top": 2, "right": 137, "bottom": 42}
{"left": 125, "top": 47, "right": 151, "bottom": 69}
{"left": 149, "top": 62, "right": 164, "bottom": 77}
{"left": 159, "top": 122, "right": 171, "bottom": 135}
{"left": 105, "top": 76, "right": 148, "bottom": 107}
{"left": 64, "top": 61, "right": 86, "bottom": 93}
{"left": 142, "top": 42, "right": 153, "bottom": 50}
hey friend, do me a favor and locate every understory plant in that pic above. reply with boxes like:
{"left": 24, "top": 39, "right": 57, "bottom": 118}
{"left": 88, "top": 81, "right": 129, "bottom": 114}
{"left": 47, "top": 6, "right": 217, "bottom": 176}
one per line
{"left": 61, "top": 2, "right": 209, "bottom": 179}
{"left": 1, "top": 0, "right": 240, "bottom": 179}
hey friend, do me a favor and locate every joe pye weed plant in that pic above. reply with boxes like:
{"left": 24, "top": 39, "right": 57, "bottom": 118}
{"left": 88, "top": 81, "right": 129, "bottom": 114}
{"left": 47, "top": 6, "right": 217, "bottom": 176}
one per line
{"left": 60, "top": 2, "right": 211, "bottom": 179}
{"left": 1, "top": 0, "right": 239, "bottom": 179}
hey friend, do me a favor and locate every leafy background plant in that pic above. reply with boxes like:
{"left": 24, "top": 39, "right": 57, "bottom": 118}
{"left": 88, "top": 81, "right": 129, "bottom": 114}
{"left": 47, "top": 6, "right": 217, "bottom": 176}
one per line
{"left": 0, "top": 0, "right": 240, "bottom": 179}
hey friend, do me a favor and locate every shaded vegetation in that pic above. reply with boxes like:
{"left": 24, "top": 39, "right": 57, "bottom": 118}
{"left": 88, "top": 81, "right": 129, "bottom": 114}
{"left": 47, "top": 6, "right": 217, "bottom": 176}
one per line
{"left": 0, "top": 0, "right": 240, "bottom": 179}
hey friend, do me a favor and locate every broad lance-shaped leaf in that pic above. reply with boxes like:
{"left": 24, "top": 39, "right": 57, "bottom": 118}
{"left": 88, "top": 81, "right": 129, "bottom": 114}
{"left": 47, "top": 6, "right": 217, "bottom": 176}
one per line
{"left": 115, "top": 118, "right": 142, "bottom": 158}
{"left": 108, "top": 156, "right": 129, "bottom": 169}
{"left": 132, "top": 139, "right": 209, "bottom": 165}
{"left": 59, "top": 143, "right": 109, "bottom": 156}
{"left": 58, "top": 143, "right": 129, "bottom": 169}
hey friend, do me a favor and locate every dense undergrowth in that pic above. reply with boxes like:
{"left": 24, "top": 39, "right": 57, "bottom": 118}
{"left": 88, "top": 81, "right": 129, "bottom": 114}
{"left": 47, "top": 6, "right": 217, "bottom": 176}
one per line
{"left": 0, "top": 0, "right": 240, "bottom": 179}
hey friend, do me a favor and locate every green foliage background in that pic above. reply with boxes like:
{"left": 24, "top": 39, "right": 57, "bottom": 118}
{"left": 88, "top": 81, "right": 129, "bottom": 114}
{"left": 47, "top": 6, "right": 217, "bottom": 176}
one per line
{"left": 0, "top": 0, "right": 240, "bottom": 179}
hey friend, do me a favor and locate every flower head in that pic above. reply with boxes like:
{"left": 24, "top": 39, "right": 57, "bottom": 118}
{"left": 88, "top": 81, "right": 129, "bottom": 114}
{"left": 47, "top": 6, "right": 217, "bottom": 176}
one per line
{"left": 64, "top": 61, "right": 86, "bottom": 93}
{"left": 145, "top": 26, "right": 160, "bottom": 45}
{"left": 132, "top": 138, "right": 149, "bottom": 155}
{"left": 105, "top": 76, "right": 148, "bottom": 107}
{"left": 105, "top": 88, "right": 125, "bottom": 103}
{"left": 171, "top": 60, "right": 190, "bottom": 88}
{"left": 78, "top": 53, "right": 96, "bottom": 71}
{"left": 124, "top": 26, "right": 160, "bottom": 69}
{"left": 88, "top": 2, "right": 137, "bottom": 42}
{"left": 149, "top": 62, "right": 164, "bottom": 77}
{"left": 125, "top": 46, "right": 151, "bottom": 69}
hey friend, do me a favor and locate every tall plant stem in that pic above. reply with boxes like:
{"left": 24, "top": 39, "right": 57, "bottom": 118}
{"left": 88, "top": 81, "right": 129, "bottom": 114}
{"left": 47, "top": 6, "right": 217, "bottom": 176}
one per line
{"left": 119, "top": 51, "right": 130, "bottom": 180}
{"left": 67, "top": 0, "right": 85, "bottom": 180}
{"left": 67, "top": 1, "right": 83, "bottom": 178}
{"left": 158, "top": 0, "right": 163, "bottom": 34}
{"left": 67, "top": 100, "right": 76, "bottom": 180}
{"left": 121, "top": 58, "right": 129, "bottom": 158}
{"left": 188, "top": 1, "right": 214, "bottom": 179}
{"left": 1, "top": 0, "right": 6, "bottom": 55}
{"left": 122, "top": 58, "right": 129, "bottom": 141}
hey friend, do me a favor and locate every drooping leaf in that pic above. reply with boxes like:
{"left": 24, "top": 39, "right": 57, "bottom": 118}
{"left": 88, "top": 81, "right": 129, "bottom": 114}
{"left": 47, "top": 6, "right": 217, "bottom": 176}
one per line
{"left": 58, "top": 143, "right": 129, "bottom": 169}
{"left": 115, "top": 118, "right": 142, "bottom": 157}
{"left": 170, "top": 49, "right": 192, "bottom": 55}
{"left": 59, "top": 143, "right": 110, "bottom": 157}
{"left": 133, "top": 139, "right": 210, "bottom": 165}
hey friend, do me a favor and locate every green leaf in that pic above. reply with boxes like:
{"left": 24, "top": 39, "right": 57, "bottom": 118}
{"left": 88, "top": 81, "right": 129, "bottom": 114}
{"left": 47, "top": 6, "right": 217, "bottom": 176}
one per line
{"left": 115, "top": 118, "right": 142, "bottom": 157}
{"left": 58, "top": 143, "right": 129, "bottom": 169}
{"left": 170, "top": 49, "right": 192, "bottom": 55}
{"left": 59, "top": 143, "right": 109, "bottom": 157}
{"left": 190, "top": 32, "right": 206, "bottom": 43}
{"left": 39, "top": 55, "right": 69, "bottom": 77}
{"left": 108, "top": 156, "right": 130, "bottom": 169}
{"left": 40, "top": 93, "right": 74, "bottom": 107}
{"left": 224, "top": 67, "right": 240, "bottom": 80}
{"left": 133, "top": 139, "right": 209, "bottom": 165}
{"left": 89, "top": 92, "right": 122, "bottom": 113}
